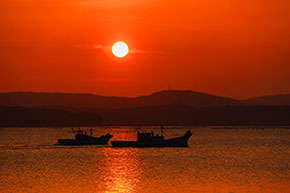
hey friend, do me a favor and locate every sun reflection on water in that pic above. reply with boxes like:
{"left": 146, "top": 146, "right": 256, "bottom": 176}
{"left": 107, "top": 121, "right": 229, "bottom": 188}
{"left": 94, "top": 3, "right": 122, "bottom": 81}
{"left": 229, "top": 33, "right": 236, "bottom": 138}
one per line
{"left": 99, "top": 148, "right": 141, "bottom": 193}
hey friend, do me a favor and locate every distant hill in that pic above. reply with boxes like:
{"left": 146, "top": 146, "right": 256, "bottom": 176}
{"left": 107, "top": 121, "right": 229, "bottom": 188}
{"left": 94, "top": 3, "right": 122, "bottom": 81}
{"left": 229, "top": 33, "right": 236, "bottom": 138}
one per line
{"left": 1, "top": 105, "right": 290, "bottom": 127}
{"left": 96, "top": 105, "right": 290, "bottom": 126}
{"left": 133, "top": 90, "right": 242, "bottom": 107}
{"left": 0, "top": 106, "right": 102, "bottom": 127}
{"left": 0, "top": 90, "right": 243, "bottom": 109}
{"left": 244, "top": 94, "right": 290, "bottom": 106}
{"left": 0, "top": 92, "right": 131, "bottom": 109}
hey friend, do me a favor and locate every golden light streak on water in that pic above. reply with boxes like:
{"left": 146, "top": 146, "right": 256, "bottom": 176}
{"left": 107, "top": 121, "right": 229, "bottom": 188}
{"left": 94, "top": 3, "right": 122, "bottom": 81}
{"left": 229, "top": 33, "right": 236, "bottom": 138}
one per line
{"left": 101, "top": 148, "right": 141, "bottom": 193}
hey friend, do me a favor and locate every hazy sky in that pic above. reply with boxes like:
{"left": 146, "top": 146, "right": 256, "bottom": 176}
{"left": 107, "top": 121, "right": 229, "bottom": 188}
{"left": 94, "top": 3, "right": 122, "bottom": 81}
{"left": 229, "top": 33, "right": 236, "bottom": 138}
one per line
{"left": 0, "top": 0, "right": 289, "bottom": 98}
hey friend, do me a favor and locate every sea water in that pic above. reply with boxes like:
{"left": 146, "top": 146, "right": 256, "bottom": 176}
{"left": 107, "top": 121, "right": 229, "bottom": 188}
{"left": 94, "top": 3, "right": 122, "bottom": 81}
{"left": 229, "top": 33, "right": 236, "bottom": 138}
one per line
{"left": 0, "top": 126, "right": 289, "bottom": 193}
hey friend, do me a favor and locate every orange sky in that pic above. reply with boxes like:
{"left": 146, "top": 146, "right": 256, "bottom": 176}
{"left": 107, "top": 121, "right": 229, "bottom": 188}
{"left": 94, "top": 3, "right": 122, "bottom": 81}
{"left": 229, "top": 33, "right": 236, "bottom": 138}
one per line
{"left": 0, "top": 0, "right": 289, "bottom": 99}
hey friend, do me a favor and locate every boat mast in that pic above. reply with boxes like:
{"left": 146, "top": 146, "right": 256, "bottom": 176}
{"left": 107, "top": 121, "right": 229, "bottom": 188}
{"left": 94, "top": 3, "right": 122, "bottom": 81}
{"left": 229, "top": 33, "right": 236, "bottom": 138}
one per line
{"left": 71, "top": 127, "right": 76, "bottom": 134}
{"left": 89, "top": 128, "right": 93, "bottom": 136}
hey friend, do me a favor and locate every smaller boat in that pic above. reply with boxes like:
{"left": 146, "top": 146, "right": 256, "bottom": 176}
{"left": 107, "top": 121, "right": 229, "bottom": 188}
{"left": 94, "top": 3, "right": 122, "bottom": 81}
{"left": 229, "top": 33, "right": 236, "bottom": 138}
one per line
{"left": 111, "top": 126, "right": 192, "bottom": 148}
{"left": 56, "top": 128, "right": 113, "bottom": 146}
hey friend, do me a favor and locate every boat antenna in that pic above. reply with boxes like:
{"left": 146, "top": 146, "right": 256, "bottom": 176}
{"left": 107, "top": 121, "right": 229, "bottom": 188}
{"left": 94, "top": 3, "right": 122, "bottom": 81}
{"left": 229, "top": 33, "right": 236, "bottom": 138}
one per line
{"left": 161, "top": 124, "right": 164, "bottom": 136}
{"left": 71, "top": 127, "right": 75, "bottom": 134}
{"left": 89, "top": 128, "right": 93, "bottom": 136}
{"left": 135, "top": 127, "right": 143, "bottom": 133}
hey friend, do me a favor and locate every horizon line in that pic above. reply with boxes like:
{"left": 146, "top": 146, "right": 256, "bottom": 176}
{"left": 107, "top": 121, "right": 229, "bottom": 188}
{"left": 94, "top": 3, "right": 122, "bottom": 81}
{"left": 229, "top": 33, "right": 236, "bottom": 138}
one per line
{"left": 1, "top": 89, "right": 290, "bottom": 100}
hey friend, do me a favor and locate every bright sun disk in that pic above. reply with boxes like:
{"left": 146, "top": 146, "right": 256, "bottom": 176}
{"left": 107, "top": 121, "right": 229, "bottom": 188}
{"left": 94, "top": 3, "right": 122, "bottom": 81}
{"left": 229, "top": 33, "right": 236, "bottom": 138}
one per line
{"left": 112, "top": 41, "right": 129, "bottom": 58}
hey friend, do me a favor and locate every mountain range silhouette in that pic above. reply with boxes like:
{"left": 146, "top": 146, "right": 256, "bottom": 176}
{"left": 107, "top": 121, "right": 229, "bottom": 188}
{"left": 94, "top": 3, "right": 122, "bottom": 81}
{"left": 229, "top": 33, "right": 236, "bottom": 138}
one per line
{"left": 0, "top": 90, "right": 289, "bottom": 127}
{"left": 2, "top": 90, "right": 289, "bottom": 108}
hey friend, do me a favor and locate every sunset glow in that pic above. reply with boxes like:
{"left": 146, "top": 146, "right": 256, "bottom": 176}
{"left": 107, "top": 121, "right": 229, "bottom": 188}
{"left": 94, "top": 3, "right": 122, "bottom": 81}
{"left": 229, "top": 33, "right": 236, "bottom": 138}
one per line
{"left": 0, "top": 0, "right": 290, "bottom": 97}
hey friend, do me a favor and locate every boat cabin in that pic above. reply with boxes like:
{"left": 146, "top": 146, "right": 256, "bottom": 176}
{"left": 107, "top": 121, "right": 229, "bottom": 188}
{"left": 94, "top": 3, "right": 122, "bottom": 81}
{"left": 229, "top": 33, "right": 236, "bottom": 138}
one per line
{"left": 74, "top": 129, "right": 92, "bottom": 140}
{"left": 136, "top": 128, "right": 164, "bottom": 142}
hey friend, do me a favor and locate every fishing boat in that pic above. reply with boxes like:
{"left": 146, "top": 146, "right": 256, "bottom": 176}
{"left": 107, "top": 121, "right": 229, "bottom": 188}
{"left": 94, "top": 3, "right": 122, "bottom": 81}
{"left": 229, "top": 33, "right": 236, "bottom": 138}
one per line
{"left": 56, "top": 128, "right": 113, "bottom": 145}
{"left": 111, "top": 126, "right": 192, "bottom": 147}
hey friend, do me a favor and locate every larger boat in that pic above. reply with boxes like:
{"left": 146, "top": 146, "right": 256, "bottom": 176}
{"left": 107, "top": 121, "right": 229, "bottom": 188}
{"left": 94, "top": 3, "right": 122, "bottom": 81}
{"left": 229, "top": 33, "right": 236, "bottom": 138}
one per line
{"left": 111, "top": 126, "right": 192, "bottom": 147}
{"left": 56, "top": 128, "right": 113, "bottom": 145}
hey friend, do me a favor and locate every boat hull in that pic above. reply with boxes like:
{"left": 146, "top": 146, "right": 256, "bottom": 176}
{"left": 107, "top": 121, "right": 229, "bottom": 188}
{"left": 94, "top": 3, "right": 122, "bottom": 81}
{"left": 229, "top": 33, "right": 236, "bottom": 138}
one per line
{"left": 111, "top": 130, "right": 192, "bottom": 148}
{"left": 111, "top": 141, "right": 188, "bottom": 147}
{"left": 57, "top": 139, "right": 110, "bottom": 146}
{"left": 56, "top": 133, "right": 113, "bottom": 146}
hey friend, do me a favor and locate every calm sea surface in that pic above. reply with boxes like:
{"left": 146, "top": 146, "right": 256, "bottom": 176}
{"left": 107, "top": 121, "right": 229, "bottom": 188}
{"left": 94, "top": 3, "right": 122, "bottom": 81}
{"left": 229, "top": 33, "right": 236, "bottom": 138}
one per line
{"left": 0, "top": 126, "right": 289, "bottom": 193}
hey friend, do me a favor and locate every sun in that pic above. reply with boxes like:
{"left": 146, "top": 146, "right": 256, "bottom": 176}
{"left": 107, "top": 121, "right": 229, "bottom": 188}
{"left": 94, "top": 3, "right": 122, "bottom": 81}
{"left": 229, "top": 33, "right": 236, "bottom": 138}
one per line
{"left": 112, "top": 41, "right": 129, "bottom": 58}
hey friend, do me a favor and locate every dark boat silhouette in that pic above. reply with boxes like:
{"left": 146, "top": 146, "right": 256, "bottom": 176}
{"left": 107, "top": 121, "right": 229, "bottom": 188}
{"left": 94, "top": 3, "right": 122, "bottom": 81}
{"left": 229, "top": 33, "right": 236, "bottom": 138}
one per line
{"left": 111, "top": 126, "right": 192, "bottom": 147}
{"left": 56, "top": 128, "right": 113, "bottom": 145}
